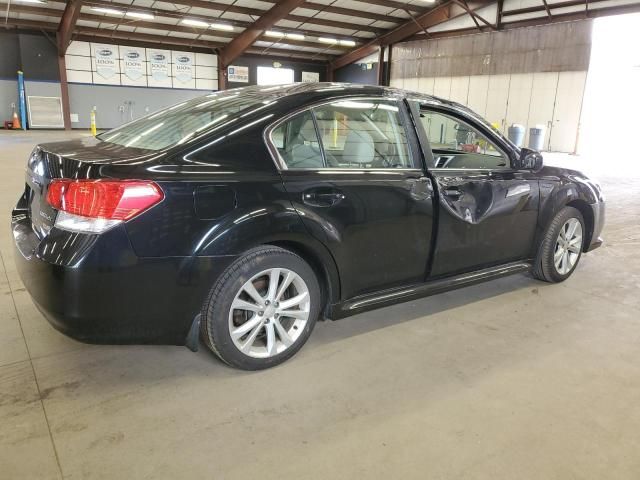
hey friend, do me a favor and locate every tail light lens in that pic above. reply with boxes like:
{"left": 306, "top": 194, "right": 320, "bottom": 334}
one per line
{"left": 46, "top": 179, "right": 163, "bottom": 233}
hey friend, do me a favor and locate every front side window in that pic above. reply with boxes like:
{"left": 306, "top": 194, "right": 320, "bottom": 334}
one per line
{"left": 419, "top": 109, "right": 509, "bottom": 169}
{"left": 270, "top": 99, "right": 416, "bottom": 169}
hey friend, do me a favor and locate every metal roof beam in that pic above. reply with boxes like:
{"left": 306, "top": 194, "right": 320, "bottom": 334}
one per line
{"left": 218, "top": 0, "right": 307, "bottom": 68}
{"left": 57, "top": 0, "right": 83, "bottom": 54}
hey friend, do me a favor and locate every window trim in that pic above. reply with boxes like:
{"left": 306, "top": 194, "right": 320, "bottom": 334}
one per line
{"left": 263, "top": 95, "right": 420, "bottom": 172}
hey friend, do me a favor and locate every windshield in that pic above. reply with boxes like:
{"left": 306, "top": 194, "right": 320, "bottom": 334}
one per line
{"left": 97, "top": 90, "right": 268, "bottom": 151}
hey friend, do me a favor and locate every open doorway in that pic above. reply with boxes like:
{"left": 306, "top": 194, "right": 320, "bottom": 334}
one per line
{"left": 257, "top": 66, "right": 294, "bottom": 86}
{"left": 579, "top": 13, "right": 640, "bottom": 164}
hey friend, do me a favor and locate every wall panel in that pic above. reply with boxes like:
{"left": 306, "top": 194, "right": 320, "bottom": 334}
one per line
{"left": 467, "top": 75, "right": 490, "bottom": 117}
{"left": 485, "top": 74, "right": 511, "bottom": 132}
{"left": 449, "top": 76, "right": 470, "bottom": 105}
{"left": 505, "top": 73, "right": 534, "bottom": 130}
{"left": 527, "top": 72, "right": 559, "bottom": 148}
{"left": 549, "top": 71, "right": 588, "bottom": 152}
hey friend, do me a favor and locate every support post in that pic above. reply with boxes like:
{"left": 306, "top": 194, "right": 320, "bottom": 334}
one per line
{"left": 377, "top": 46, "right": 385, "bottom": 86}
{"left": 58, "top": 55, "right": 72, "bottom": 130}
{"left": 218, "top": 64, "right": 227, "bottom": 91}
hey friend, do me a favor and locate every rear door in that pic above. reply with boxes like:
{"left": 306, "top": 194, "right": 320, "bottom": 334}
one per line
{"left": 269, "top": 97, "right": 435, "bottom": 300}
{"left": 414, "top": 104, "right": 540, "bottom": 277}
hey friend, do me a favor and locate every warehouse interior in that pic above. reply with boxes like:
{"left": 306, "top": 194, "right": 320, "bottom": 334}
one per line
{"left": 2, "top": 0, "right": 640, "bottom": 478}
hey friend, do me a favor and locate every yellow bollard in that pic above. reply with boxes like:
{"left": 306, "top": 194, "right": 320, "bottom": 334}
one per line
{"left": 90, "top": 107, "right": 97, "bottom": 136}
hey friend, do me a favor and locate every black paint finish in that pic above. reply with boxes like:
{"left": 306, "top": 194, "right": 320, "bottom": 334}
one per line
{"left": 11, "top": 83, "right": 605, "bottom": 347}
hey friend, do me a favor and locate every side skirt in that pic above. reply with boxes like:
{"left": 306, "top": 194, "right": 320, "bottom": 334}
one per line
{"left": 328, "top": 261, "right": 532, "bottom": 320}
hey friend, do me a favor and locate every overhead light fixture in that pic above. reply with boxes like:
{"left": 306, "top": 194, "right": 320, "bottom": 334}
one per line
{"left": 318, "top": 37, "right": 338, "bottom": 44}
{"left": 16, "top": 0, "right": 48, "bottom": 3}
{"left": 420, "top": 0, "right": 436, "bottom": 3}
{"left": 210, "top": 23, "right": 234, "bottom": 31}
{"left": 182, "top": 19, "right": 209, "bottom": 28}
{"left": 339, "top": 39, "right": 356, "bottom": 47}
{"left": 125, "top": 11, "right": 155, "bottom": 20}
{"left": 265, "top": 30, "right": 284, "bottom": 37}
{"left": 91, "top": 7, "right": 124, "bottom": 15}
{"left": 286, "top": 33, "right": 305, "bottom": 41}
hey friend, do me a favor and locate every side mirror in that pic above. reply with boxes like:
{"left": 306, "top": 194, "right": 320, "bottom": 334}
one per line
{"left": 516, "top": 148, "right": 543, "bottom": 170}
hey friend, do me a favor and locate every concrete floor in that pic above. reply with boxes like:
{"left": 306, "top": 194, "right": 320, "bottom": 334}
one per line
{"left": 1, "top": 130, "right": 639, "bottom": 480}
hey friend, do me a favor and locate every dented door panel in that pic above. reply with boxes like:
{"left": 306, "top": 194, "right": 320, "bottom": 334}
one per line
{"left": 429, "top": 169, "right": 539, "bottom": 277}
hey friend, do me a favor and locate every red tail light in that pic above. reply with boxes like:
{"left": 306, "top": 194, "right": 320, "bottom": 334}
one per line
{"left": 46, "top": 179, "right": 164, "bottom": 220}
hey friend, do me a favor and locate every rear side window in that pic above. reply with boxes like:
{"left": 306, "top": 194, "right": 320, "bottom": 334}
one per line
{"left": 270, "top": 99, "right": 415, "bottom": 169}
{"left": 271, "top": 110, "right": 324, "bottom": 169}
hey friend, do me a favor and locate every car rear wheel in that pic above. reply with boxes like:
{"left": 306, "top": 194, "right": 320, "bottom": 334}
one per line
{"left": 533, "top": 206, "right": 585, "bottom": 283}
{"left": 200, "top": 246, "right": 321, "bottom": 370}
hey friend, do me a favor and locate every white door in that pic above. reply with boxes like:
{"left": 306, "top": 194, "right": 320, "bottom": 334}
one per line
{"left": 433, "top": 76, "right": 452, "bottom": 99}
{"left": 403, "top": 76, "right": 420, "bottom": 92}
{"left": 505, "top": 73, "right": 533, "bottom": 130}
{"left": 467, "top": 75, "right": 489, "bottom": 117}
{"left": 527, "top": 72, "right": 559, "bottom": 149}
{"left": 548, "top": 71, "right": 587, "bottom": 153}
{"left": 418, "top": 77, "right": 435, "bottom": 95}
{"left": 449, "top": 76, "right": 470, "bottom": 105}
{"left": 485, "top": 74, "right": 510, "bottom": 133}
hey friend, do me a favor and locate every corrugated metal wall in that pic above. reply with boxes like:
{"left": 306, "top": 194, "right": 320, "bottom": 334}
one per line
{"left": 390, "top": 21, "right": 593, "bottom": 153}
{"left": 391, "top": 20, "right": 593, "bottom": 79}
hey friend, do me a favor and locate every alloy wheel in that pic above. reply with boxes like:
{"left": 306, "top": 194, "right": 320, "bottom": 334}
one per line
{"left": 554, "top": 218, "right": 583, "bottom": 275}
{"left": 228, "top": 268, "right": 311, "bottom": 358}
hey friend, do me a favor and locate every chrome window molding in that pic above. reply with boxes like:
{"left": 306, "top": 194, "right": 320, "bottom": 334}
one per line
{"left": 262, "top": 95, "right": 420, "bottom": 172}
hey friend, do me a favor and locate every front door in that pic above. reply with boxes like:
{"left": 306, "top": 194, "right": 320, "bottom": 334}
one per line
{"left": 415, "top": 106, "right": 540, "bottom": 277}
{"left": 271, "top": 98, "right": 435, "bottom": 299}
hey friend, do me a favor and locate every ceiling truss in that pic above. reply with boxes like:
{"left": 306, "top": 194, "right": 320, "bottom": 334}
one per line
{"left": 2, "top": 0, "right": 640, "bottom": 72}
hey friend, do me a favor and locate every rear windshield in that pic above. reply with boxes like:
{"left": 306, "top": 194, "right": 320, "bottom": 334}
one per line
{"left": 97, "top": 90, "right": 267, "bottom": 151}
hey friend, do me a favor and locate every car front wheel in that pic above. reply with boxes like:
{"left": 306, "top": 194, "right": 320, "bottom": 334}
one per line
{"left": 201, "top": 246, "right": 321, "bottom": 370}
{"left": 533, "top": 206, "right": 585, "bottom": 283}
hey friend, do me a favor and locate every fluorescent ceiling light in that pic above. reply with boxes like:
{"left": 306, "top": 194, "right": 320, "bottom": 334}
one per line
{"left": 339, "top": 39, "right": 356, "bottom": 47}
{"left": 286, "top": 33, "right": 304, "bottom": 41}
{"left": 15, "top": 0, "right": 47, "bottom": 3}
{"left": 125, "top": 11, "right": 155, "bottom": 20}
{"left": 265, "top": 30, "right": 284, "bottom": 37}
{"left": 91, "top": 7, "right": 124, "bottom": 15}
{"left": 318, "top": 37, "right": 338, "bottom": 44}
{"left": 420, "top": 0, "right": 436, "bottom": 3}
{"left": 182, "top": 19, "right": 209, "bottom": 28}
{"left": 211, "top": 22, "right": 234, "bottom": 31}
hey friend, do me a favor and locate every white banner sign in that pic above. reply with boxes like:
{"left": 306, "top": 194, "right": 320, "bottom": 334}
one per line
{"left": 228, "top": 65, "right": 249, "bottom": 83}
{"left": 301, "top": 71, "right": 320, "bottom": 83}
{"left": 149, "top": 50, "right": 170, "bottom": 81}
{"left": 174, "top": 52, "right": 194, "bottom": 83}
{"left": 94, "top": 45, "right": 117, "bottom": 79}
{"left": 122, "top": 46, "right": 144, "bottom": 81}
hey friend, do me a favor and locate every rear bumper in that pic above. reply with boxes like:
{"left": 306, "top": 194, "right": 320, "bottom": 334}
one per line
{"left": 585, "top": 201, "right": 605, "bottom": 252}
{"left": 12, "top": 206, "right": 237, "bottom": 345}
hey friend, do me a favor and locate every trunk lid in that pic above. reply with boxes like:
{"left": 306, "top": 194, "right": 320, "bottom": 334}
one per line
{"left": 24, "top": 138, "right": 156, "bottom": 238}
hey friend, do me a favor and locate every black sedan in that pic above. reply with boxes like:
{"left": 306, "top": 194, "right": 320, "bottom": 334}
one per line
{"left": 12, "top": 83, "right": 605, "bottom": 370}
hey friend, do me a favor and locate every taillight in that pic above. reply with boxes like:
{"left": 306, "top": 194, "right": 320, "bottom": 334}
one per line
{"left": 46, "top": 179, "right": 163, "bottom": 233}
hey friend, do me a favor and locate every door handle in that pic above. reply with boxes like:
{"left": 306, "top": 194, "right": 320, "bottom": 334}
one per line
{"left": 442, "top": 187, "right": 462, "bottom": 199}
{"left": 410, "top": 177, "right": 433, "bottom": 201}
{"left": 302, "top": 191, "right": 345, "bottom": 207}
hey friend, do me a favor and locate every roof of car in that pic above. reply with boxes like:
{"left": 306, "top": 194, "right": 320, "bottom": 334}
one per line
{"left": 220, "top": 82, "right": 461, "bottom": 109}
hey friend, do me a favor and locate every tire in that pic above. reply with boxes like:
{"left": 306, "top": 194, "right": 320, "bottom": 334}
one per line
{"left": 532, "top": 206, "right": 585, "bottom": 283}
{"left": 200, "top": 246, "right": 321, "bottom": 370}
